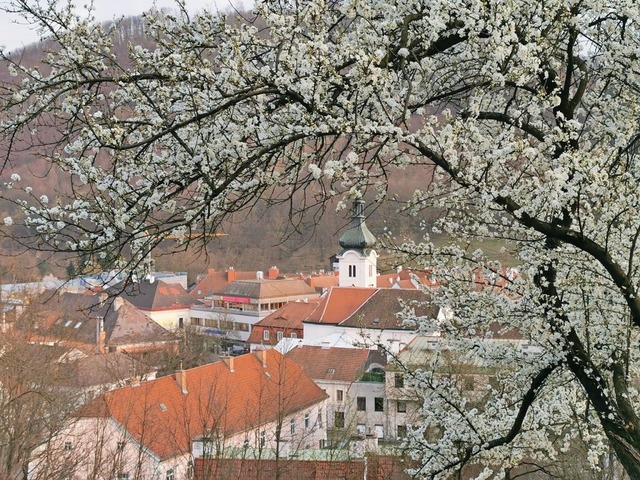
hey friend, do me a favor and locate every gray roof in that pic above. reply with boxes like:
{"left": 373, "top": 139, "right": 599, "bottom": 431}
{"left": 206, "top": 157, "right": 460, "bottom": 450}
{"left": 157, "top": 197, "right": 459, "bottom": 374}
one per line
{"left": 108, "top": 279, "right": 200, "bottom": 310}
{"left": 338, "top": 199, "right": 376, "bottom": 250}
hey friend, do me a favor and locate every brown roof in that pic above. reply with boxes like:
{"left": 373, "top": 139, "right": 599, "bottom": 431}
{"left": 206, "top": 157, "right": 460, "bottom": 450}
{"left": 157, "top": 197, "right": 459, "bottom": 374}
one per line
{"left": 104, "top": 299, "right": 176, "bottom": 347}
{"left": 304, "top": 288, "right": 377, "bottom": 325}
{"left": 60, "top": 353, "right": 151, "bottom": 388}
{"left": 77, "top": 350, "right": 327, "bottom": 459}
{"left": 286, "top": 346, "right": 385, "bottom": 383}
{"left": 109, "top": 279, "right": 201, "bottom": 311}
{"left": 21, "top": 292, "right": 178, "bottom": 352}
{"left": 219, "top": 279, "right": 318, "bottom": 300}
{"left": 339, "top": 289, "right": 437, "bottom": 330}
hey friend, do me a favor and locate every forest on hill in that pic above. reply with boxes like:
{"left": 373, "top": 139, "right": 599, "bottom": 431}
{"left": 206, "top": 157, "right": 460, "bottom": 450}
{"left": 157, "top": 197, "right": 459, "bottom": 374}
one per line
{"left": 0, "top": 15, "right": 441, "bottom": 283}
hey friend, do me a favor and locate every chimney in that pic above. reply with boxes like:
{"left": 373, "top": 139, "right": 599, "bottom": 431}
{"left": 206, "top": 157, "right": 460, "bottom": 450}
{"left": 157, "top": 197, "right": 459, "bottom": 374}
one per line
{"left": 175, "top": 366, "right": 188, "bottom": 394}
{"left": 268, "top": 266, "right": 280, "bottom": 280}
{"left": 114, "top": 296, "right": 124, "bottom": 311}
{"left": 227, "top": 267, "right": 236, "bottom": 282}
{"left": 254, "top": 349, "right": 268, "bottom": 368}
{"left": 96, "top": 316, "right": 106, "bottom": 354}
{"left": 223, "top": 356, "right": 235, "bottom": 372}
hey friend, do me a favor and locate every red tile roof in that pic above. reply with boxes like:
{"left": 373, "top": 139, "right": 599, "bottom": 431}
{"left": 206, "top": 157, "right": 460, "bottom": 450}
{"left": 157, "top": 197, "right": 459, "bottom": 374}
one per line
{"left": 77, "top": 350, "right": 327, "bottom": 459}
{"left": 303, "top": 287, "right": 437, "bottom": 330}
{"left": 195, "top": 455, "right": 415, "bottom": 480}
{"left": 304, "top": 288, "right": 377, "bottom": 325}
{"left": 253, "top": 301, "right": 319, "bottom": 330}
{"left": 246, "top": 301, "right": 317, "bottom": 345}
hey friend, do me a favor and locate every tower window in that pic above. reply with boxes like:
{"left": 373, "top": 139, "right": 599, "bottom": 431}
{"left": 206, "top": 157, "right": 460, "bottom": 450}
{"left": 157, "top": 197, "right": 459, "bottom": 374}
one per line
{"left": 349, "top": 265, "right": 356, "bottom": 277}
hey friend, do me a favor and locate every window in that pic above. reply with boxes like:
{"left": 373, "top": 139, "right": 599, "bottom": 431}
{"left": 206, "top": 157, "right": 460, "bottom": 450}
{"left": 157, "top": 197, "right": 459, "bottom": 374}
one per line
{"left": 178, "top": 318, "right": 184, "bottom": 329}
{"left": 356, "top": 397, "right": 367, "bottom": 411}
{"left": 304, "top": 413, "right": 310, "bottom": 429}
{"left": 395, "top": 373, "right": 404, "bottom": 388}
{"left": 397, "top": 425, "right": 407, "bottom": 438}
{"left": 397, "top": 401, "right": 407, "bottom": 413}
{"left": 277, "top": 331, "right": 283, "bottom": 341}
{"left": 374, "top": 397, "right": 384, "bottom": 412}
{"left": 334, "top": 411, "right": 345, "bottom": 429}
{"left": 64, "top": 441, "right": 73, "bottom": 451}
{"left": 356, "top": 424, "right": 366, "bottom": 435}
{"left": 369, "top": 265, "right": 373, "bottom": 277}
{"left": 117, "top": 474, "right": 129, "bottom": 480}
{"left": 290, "top": 418, "right": 296, "bottom": 436}
{"left": 336, "top": 389, "right": 344, "bottom": 402}
{"left": 263, "top": 330, "right": 270, "bottom": 341}
{"left": 317, "top": 410, "right": 323, "bottom": 427}
{"left": 290, "top": 332, "right": 298, "bottom": 338}
{"left": 187, "top": 460, "right": 194, "bottom": 479}
{"left": 348, "top": 265, "right": 356, "bottom": 277}
{"left": 260, "top": 430, "right": 266, "bottom": 447}
{"left": 116, "top": 441, "right": 125, "bottom": 452}
{"left": 374, "top": 424, "right": 384, "bottom": 439}
{"left": 166, "top": 469, "right": 174, "bottom": 480}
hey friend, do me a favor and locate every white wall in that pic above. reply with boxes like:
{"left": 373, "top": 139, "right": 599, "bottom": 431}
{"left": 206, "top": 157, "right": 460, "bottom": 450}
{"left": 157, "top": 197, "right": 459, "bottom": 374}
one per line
{"left": 337, "top": 250, "right": 378, "bottom": 288}
{"left": 28, "top": 417, "right": 191, "bottom": 480}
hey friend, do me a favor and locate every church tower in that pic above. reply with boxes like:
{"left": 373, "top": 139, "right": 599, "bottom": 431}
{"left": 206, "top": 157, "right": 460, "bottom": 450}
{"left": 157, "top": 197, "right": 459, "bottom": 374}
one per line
{"left": 337, "top": 199, "right": 378, "bottom": 288}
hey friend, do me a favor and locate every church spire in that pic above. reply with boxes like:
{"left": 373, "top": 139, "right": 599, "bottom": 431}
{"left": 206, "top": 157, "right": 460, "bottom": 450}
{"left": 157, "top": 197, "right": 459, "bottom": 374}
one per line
{"left": 338, "top": 199, "right": 377, "bottom": 250}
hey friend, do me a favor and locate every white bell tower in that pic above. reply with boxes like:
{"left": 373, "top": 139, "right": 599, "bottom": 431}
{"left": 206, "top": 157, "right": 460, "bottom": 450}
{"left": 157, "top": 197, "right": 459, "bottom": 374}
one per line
{"left": 337, "top": 199, "right": 378, "bottom": 288}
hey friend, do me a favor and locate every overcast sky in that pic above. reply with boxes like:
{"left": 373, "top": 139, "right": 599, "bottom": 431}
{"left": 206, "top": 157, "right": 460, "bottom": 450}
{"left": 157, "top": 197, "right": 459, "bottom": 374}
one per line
{"left": 0, "top": 0, "right": 251, "bottom": 52}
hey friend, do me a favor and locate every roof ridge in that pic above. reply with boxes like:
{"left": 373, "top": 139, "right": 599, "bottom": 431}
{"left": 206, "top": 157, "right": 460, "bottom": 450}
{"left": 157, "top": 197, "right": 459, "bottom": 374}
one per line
{"left": 339, "top": 288, "right": 380, "bottom": 326}
{"left": 318, "top": 287, "right": 332, "bottom": 322}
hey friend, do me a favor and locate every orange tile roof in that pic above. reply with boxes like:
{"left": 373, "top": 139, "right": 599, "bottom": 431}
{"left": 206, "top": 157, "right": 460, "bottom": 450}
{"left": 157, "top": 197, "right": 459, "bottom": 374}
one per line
{"left": 253, "top": 301, "right": 319, "bottom": 329}
{"left": 246, "top": 301, "right": 318, "bottom": 344}
{"left": 304, "top": 287, "right": 377, "bottom": 325}
{"left": 305, "top": 274, "right": 339, "bottom": 289}
{"left": 77, "top": 350, "right": 327, "bottom": 460}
